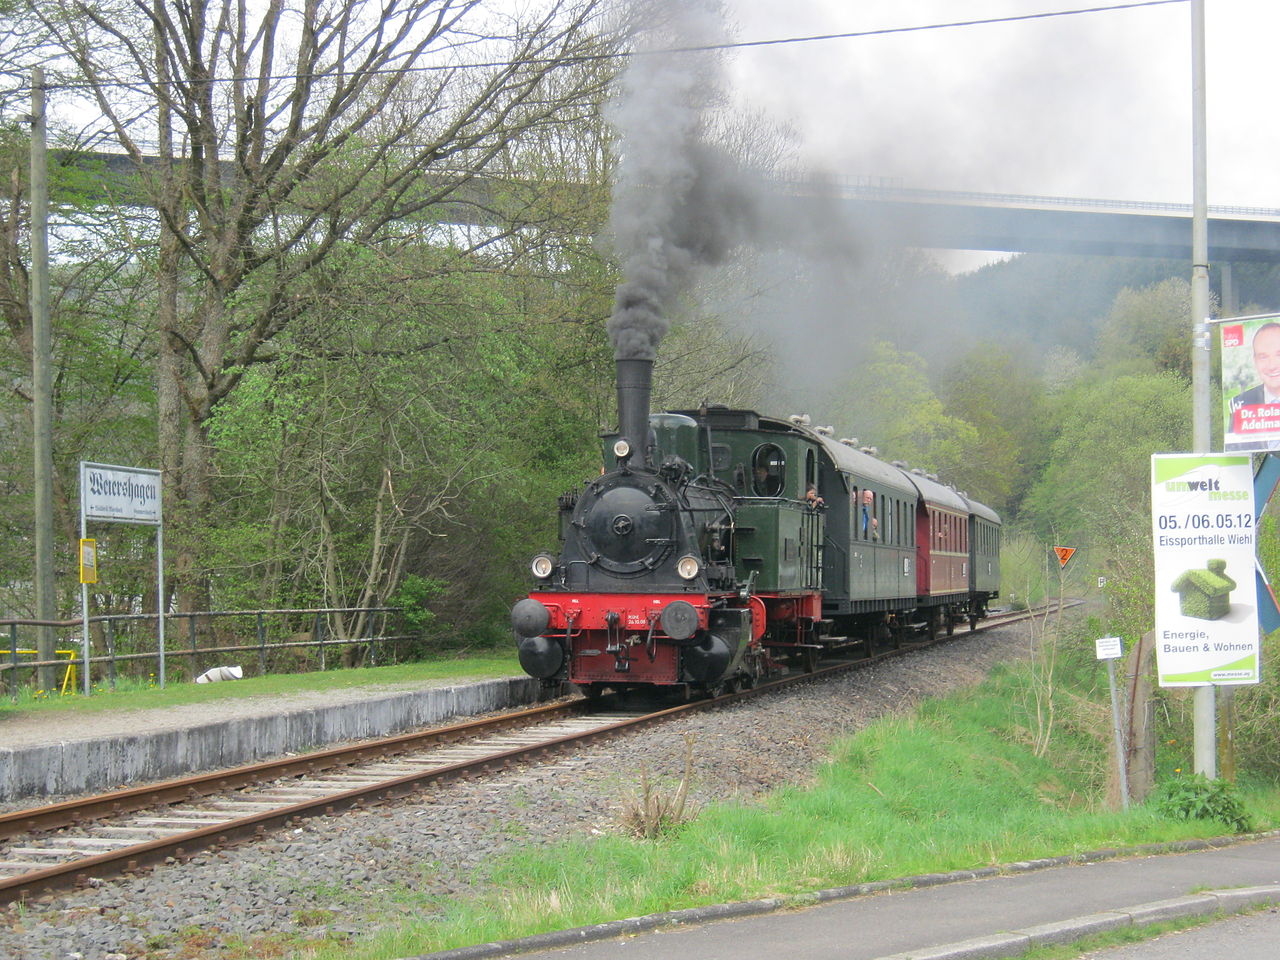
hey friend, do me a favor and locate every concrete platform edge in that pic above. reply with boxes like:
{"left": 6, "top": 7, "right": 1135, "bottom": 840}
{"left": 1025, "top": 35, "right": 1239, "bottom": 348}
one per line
{"left": 0, "top": 676, "right": 554, "bottom": 800}
{"left": 403, "top": 834, "right": 1280, "bottom": 960}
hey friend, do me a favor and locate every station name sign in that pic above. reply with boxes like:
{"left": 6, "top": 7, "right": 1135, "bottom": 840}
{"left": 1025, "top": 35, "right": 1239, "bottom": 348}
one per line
{"left": 81, "top": 462, "right": 162, "bottom": 525}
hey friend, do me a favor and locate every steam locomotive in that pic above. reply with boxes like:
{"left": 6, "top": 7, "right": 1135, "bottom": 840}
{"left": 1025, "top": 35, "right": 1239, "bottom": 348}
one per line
{"left": 512, "top": 358, "right": 1001, "bottom": 696}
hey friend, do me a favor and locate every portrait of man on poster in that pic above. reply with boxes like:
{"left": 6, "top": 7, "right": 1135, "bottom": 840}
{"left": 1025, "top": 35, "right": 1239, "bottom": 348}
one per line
{"left": 1222, "top": 317, "right": 1280, "bottom": 452}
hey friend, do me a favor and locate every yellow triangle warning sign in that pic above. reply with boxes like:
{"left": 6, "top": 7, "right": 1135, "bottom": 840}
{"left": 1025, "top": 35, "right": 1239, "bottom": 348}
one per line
{"left": 1053, "top": 546, "right": 1076, "bottom": 568}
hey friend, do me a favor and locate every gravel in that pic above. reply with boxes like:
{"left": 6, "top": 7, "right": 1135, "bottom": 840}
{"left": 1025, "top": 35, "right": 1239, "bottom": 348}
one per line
{"left": 0, "top": 623, "right": 1034, "bottom": 960}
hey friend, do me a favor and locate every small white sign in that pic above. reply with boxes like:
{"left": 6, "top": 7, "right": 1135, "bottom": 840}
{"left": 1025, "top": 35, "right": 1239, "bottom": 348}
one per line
{"left": 1096, "top": 636, "right": 1123, "bottom": 660}
{"left": 1098, "top": 576, "right": 1107, "bottom": 588}
{"left": 81, "top": 462, "right": 162, "bottom": 525}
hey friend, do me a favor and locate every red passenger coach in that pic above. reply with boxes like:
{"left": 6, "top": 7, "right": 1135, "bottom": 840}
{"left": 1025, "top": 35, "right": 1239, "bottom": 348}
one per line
{"left": 919, "top": 504, "right": 969, "bottom": 595}
{"left": 903, "top": 469, "right": 972, "bottom": 632}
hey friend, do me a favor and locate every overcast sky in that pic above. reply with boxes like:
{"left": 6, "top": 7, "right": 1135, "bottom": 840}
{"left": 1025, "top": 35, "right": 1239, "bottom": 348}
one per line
{"left": 721, "top": 0, "right": 1273, "bottom": 211}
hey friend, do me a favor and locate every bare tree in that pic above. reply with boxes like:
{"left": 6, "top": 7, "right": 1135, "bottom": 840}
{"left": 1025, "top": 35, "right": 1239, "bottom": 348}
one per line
{"left": 29, "top": 0, "right": 613, "bottom": 610}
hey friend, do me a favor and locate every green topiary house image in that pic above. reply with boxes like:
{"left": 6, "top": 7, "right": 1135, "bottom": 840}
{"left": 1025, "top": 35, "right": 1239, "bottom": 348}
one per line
{"left": 1171, "top": 559, "right": 1236, "bottom": 620}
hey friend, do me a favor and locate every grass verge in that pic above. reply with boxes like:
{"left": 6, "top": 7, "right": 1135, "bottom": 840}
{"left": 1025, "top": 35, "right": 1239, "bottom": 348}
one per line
{"left": 0, "top": 656, "right": 522, "bottom": 717}
{"left": 290, "top": 657, "right": 1280, "bottom": 959}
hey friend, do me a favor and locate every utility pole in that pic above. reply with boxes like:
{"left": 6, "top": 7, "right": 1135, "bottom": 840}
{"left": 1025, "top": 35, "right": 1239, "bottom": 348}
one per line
{"left": 1189, "top": 0, "right": 1216, "bottom": 779}
{"left": 29, "top": 66, "right": 57, "bottom": 691}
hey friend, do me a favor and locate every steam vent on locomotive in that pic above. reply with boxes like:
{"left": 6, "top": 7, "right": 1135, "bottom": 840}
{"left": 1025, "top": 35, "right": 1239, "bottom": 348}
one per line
{"left": 512, "top": 358, "right": 1002, "bottom": 697}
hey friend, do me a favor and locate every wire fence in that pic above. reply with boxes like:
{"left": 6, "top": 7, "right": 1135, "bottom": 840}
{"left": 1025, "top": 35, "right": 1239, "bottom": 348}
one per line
{"left": 0, "top": 606, "right": 414, "bottom": 699}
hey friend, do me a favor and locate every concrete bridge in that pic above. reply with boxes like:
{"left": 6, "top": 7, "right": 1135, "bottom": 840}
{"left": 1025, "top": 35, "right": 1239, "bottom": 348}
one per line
{"left": 62, "top": 151, "right": 1280, "bottom": 266}
{"left": 780, "top": 176, "right": 1280, "bottom": 264}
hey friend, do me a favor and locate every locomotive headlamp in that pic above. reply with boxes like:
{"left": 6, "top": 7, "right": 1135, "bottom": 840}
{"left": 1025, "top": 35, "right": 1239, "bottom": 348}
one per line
{"left": 531, "top": 554, "right": 554, "bottom": 579}
{"left": 676, "top": 555, "right": 701, "bottom": 580}
{"left": 613, "top": 439, "right": 631, "bottom": 459}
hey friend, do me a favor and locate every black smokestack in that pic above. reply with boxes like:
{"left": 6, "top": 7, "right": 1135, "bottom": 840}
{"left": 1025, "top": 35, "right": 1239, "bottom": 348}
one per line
{"left": 615, "top": 357, "right": 653, "bottom": 466}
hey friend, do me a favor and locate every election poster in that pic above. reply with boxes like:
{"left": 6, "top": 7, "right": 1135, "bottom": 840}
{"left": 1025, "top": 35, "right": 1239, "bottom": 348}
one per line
{"left": 1151, "top": 454, "right": 1259, "bottom": 686}
{"left": 1221, "top": 313, "right": 1280, "bottom": 452}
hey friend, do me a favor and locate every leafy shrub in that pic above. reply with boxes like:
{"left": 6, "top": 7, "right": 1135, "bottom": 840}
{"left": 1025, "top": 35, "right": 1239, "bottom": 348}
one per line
{"left": 1152, "top": 774, "right": 1254, "bottom": 833}
{"left": 391, "top": 575, "right": 447, "bottom": 634}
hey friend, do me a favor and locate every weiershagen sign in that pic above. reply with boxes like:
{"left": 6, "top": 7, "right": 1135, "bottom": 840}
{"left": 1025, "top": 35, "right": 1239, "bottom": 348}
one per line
{"left": 81, "top": 462, "right": 161, "bottom": 524}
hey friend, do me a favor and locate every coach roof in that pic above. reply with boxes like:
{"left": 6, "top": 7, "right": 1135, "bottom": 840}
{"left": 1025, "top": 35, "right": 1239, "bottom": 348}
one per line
{"left": 812, "top": 437, "right": 916, "bottom": 496}
{"left": 898, "top": 467, "right": 968, "bottom": 513}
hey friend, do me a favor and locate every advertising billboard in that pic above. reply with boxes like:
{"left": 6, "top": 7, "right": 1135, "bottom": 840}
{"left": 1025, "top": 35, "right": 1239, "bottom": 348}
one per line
{"left": 1151, "top": 454, "right": 1259, "bottom": 686}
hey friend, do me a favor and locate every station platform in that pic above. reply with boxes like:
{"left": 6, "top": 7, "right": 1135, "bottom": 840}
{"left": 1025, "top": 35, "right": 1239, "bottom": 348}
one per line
{"left": 0, "top": 674, "right": 550, "bottom": 801}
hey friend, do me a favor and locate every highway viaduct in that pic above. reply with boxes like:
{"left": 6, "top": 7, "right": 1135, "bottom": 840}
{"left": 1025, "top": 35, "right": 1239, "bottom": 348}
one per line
{"left": 61, "top": 151, "right": 1280, "bottom": 310}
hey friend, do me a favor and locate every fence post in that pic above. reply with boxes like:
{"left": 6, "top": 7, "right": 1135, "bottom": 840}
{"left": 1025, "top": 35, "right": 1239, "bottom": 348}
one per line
{"left": 105, "top": 617, "right": 117, "bottom": 692}
{"left": 189, "top": 613, "right": 198, "bottom": 682}
{"left": 256, "top": 611, "right": 267, "bottom": 676}
{"left": 315, "top": 611, "right": 326, "bottom": 670}
{"left": 81, "top": 620, "right": 91, "bottom": 696}
{"left": 8, "top": 623, "right": 17, "bottom": 703}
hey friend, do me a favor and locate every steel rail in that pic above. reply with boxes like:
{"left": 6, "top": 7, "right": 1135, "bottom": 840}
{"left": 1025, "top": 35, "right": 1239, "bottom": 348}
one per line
{"left": 0, "top": 699, "right": 588, "bottom": 840}
{"left": 0, "top": 602, "right": 1063, "bottom": 904}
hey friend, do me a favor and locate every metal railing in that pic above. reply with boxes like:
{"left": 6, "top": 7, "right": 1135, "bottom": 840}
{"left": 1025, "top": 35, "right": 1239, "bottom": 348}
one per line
{"left": 0, "top": 606, "right": 412, "bottom": 699}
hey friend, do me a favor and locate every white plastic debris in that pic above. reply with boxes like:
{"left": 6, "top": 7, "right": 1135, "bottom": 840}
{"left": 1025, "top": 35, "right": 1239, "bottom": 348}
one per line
{"left": 195, "top": 665, "right": 244, "bottom": 683}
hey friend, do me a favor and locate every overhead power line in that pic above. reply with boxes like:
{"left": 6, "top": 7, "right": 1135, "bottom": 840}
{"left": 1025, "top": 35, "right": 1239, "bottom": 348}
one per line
{"left": 639, "top": 0, "right": 1190, "bottom": 57}
{"left": 18, "top": 0, "right": 1189, "bottom": 95}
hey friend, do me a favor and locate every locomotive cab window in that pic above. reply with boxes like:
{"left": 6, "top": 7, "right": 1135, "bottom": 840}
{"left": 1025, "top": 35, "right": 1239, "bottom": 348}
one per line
{"left": 752, "top": 444, "right": 786, "bottom": 497}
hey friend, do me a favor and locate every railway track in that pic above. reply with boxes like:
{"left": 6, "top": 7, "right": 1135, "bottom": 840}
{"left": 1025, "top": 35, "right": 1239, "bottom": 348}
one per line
{"left": 0, "top": 601, "right": 1067, "bottom": 904}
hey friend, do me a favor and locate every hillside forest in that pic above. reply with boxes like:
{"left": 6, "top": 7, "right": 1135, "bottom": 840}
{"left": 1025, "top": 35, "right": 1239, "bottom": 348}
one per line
{"left": 5, "top": 0, "right": 1280, "bottom": 670}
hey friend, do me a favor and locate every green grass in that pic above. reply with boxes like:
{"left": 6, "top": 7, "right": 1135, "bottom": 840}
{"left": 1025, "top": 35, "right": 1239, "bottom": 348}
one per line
{"left": 290, "top": 659, "right": 1280, "bottom": 960}
{"left": 0, "top": 656, "right": 522, "bottom": 717}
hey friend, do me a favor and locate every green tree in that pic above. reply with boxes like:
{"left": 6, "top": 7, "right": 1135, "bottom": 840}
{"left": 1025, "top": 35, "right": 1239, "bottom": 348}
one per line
{"left": 29, "top": 0, "right": 614, "bottom": 614}
{"left": 941, "top": 346, "right": 1052, "bottom": 517}
{"left": 1095, "top": 277, "right": 1202, "bottom": 380}
{"left": 1019, "top": 371, "right": 1190, "bottom": 547}
{"left": 826, "top": 341, "right": 982, "bottom": 497}
{"left": 0, "top": 119, "right": 159, "bottom": 620}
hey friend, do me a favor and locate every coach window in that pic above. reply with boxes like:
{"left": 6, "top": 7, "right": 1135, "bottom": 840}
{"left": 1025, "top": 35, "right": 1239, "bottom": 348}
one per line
{"left": 805, "top": 449, "right": 816, "bottom": 493}
{"left": 752, "top": 443, "right": 786, "bottom": 497}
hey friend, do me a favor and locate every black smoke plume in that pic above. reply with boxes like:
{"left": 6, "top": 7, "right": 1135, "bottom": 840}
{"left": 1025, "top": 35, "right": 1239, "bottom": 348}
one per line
{"left": 605, "top": 0, "right": 757, "bottom": 361}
